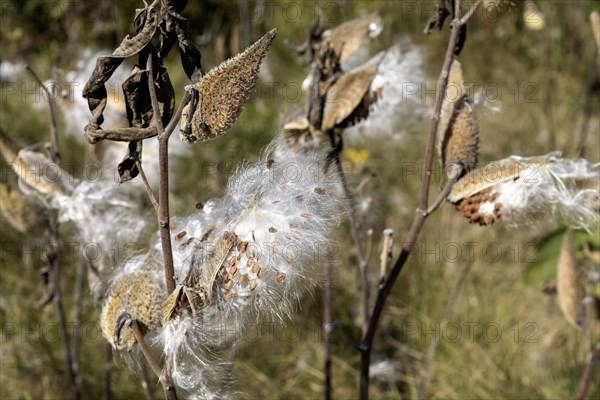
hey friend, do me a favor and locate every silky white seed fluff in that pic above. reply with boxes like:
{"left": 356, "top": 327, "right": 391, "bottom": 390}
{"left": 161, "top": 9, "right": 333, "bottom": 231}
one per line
{"left": 345, "top": 42, "right": 426, "bottom": 141}
{"left": 477, "top": 157, "right": 599, "bottom": 231}
{"left": 157, "top": 135, "right": 343, "bottom": 395}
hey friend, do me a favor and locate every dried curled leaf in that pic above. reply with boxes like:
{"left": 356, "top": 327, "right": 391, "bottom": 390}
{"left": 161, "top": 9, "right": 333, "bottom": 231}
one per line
{"left": 82, "top": 4, "right": 159, "bottom": 134}
{"left": 322, "top": 9, "right": 381, "bottom": 64}
{"left": 438, "top": 60, "right": 479, "bottom": 180}
{"left": 321, "top": 52, "right": 384, "bottom": 131}
{"left": 556, "top": 229, "right": 586, "bottom": 329}
{"left": 180, "top": 29, "right": 277, "bottom": 144}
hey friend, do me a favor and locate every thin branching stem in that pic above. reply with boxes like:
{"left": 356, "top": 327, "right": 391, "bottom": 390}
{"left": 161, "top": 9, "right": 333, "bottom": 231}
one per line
{"left": 331, "top": 146, "right": 371, "bottom": 337}
{"left": 575, "top": 341, "right": 600, "bottom": 400}
{"left": 135, "top": 159, "right": 159, "bottom": 210}
{"left": 27, "top": 65, "right": 80, "bottom": 400}
{"left": 358, "top": 1, "right": 482, "bottom": 397}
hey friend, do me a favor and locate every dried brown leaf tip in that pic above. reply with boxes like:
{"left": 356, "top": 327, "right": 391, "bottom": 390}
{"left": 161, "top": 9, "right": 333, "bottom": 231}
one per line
{"left": 321, "top": 52, "right": 385, "bottom": 131}
{"left": 437, "top": 60, "right": 479, "bottom": 181}
{"left": 180, "top": 29, "right": 277, "bottom": 144}
{"left": 556, "top": 229, "right": 586, "bottom": 329}
{"left": 322, "top": 9, "right": 381, "bottom": 64}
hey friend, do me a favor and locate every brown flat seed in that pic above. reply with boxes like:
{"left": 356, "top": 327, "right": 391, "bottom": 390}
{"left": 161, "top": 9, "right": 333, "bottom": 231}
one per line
{"left": 254, "top": 296, "right": 260, "bottom": 305}
{"left": 175, "top": 231, "right": 187, "bottom": 241}
{"left": 287, "top": 253, "right": 294, "bottom": 263}
{"left": 178, "top": 243, "right": 187, "bottom": 251}
{"left": 271, "top": 244, "right": 278, "bottom": 253}
{"left": 470, "top": 213, "right": 480, "bottom": 221}
{"left": 277, "top": 272, "right": 286, "bottom": 283}
{"left": 230, "top": 265, "right": 238, "bottom": 278}
{"left": 267, "top": 159, "right": 275, "bottom": 169}
{"left": 314, "top": 187, "right": 325, "bottom": 195}
{"left": 223, "top": 292, "right": 234, "bottom": 301}
{"left": 257, "top": 268, "right": 263, "bottom": 279}
{"left": 251, "top": 263, "right": 259, "bottom": 274}
{"left": 249, "top": 279, "right": 257, "bottom": 291}
{"left": 223, "top": 279, "right": 233, "bottom": 290}
{"left": 494, "top": 203, "right": 502, "bottom": 211}
{"left": 246, "top": 256, "right": 254, "bottom": 267}
{"left": 269, "top": 227, "right": 277, "bottom": 233}
{"left": 237, "top": 241, "right": 247, "bottom": 253}
{"left": 229, "top": 257, "right": 237, "bottom": 267}
{"left": 237, "top": 274, "right": 245, "bottom": 286}
{"left": 195, "top": 202, "right": 204, "bottom": 210}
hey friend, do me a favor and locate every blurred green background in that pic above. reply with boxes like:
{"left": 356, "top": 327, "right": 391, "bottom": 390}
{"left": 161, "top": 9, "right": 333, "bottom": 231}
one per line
{"left": 1, "top": 0, "right": 599, "bottom": 399}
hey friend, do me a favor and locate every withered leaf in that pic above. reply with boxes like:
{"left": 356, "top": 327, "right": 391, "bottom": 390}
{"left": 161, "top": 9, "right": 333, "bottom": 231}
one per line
{"left": 82, "top": 4, "right": 158, "bottom": 139}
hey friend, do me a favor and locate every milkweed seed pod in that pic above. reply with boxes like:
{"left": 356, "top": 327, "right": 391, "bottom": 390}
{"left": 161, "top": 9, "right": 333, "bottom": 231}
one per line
{"left": 321, "top": 52, "right": 385, "bottom": 131}
{"left": 100, "top": 268, "right": 165, "bottom": 350}
{"left": 14, "top": 147, "right": 75, "bottom": 199}
{"left": 448, "top": 152, "right": 600, "bottom": 229}
{"left": 159, "top": 134, "right": 343, "bottom": 395}
{"left": 556, "top": 229, "right": 586, "bottom": 329}
{"left": 0, "top": 182, "right": 47, "bottom": 233}
{"left": 179, "top": 29, "right": 276, "bottom": 144}
{"left": 322, "top": 10, "right": 382, "bottom": 64}
{"left": 437, "top": 60, "right": 479, "bottom": 180}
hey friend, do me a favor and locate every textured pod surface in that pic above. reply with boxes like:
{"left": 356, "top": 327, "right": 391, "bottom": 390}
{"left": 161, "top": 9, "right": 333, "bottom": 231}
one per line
{"left": 448, "top": 152, "right": 559, "bottom": 203}
{"left": 438, "top": 60, "right": 479, "bottom": 179}
{"left": 100, "top": 270, "right": 165, "bottom": 350}
{"left": 321, "top": 52, "right": 384, "bottom": 131}
{"left": 180, "top": 29, "right": 276, "bottom": 144}
{"left": 323, "top": 9, "right": 381, "bottom": 64}
{"left": 556, "top": 229, "right": 585, "bottom": 329}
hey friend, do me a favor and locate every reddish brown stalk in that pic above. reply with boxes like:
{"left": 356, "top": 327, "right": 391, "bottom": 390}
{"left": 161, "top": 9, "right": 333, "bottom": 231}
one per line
{"left": 357, "top": 1, "right": 482, "bottom": 398}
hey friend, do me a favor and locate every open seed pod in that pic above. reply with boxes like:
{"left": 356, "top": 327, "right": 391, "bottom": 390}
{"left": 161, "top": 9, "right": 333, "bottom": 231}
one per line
{"left": 448, "top": 152, "right": 559, "bottom": 226}
{"left": 437, "top": 60, "right": 479, "bottom": 180}
{"left": 180, "top": 29, "right": 276, "bottom": 144}
{"left": 556, "top": 229, "right": 586, "bottom": 329}
{"left": 100, "top": 269, "right": 166, "bottom": 350}
{"left": 322, "top": 9, "right": 382, "bottom": 64}
{"left": 321, "top": 51, "right": 384, "bottom": 131}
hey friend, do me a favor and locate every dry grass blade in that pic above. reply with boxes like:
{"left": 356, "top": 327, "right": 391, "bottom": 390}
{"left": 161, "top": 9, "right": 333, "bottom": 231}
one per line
{"left": 556, "top": 229, "right": 586, "bottom": 329}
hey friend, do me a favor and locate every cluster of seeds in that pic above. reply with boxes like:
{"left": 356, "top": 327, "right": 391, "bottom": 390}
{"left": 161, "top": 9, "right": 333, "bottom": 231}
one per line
{"left": 455, "top": 187, "right": 503, "bottom": 226}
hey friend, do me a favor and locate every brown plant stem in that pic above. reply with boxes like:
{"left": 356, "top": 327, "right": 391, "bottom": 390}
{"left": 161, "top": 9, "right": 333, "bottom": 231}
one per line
{"left": 135, "top": 158, "right": 159, "bottom": 210}
{"left": 575, "top": 341, "right": 600, "bottom": 400}
{"left": 358, "top": 1, "right": 481, "bottom": 398}
{"left": 138, "top": 353, "right": 156, "bottom": 400}
{"left": 72, "top": 255, "right": 85, "bottom": 390}
{"left": 146, "top": 54, "right": 191, "bottom": 295}
{"left": 332, "top": 147, "right": 370, "bottom": 338}
{"left": 25, "top": 66, "right": 60, "bottom": 162}
{"left": 27, "top": 65, "right": 80, "bottom": 400}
